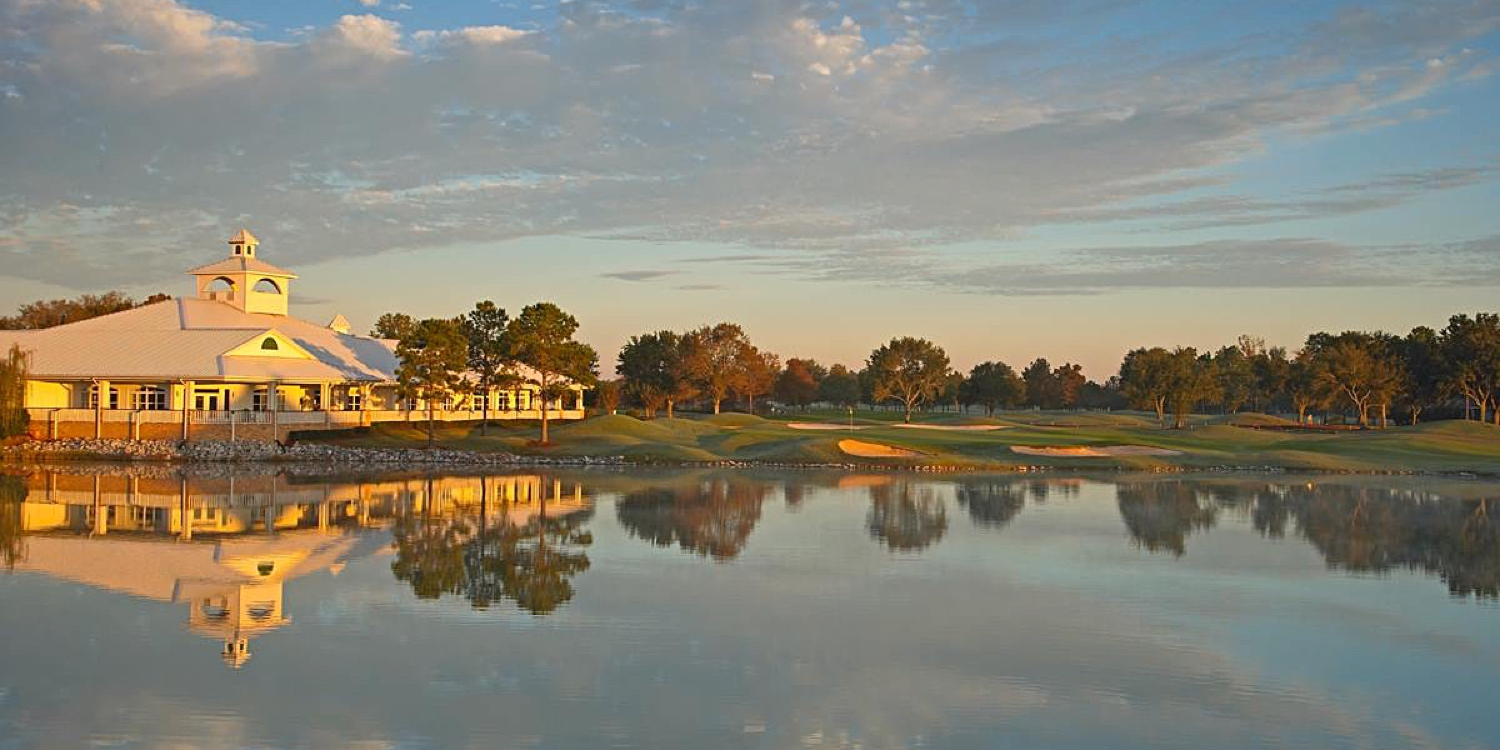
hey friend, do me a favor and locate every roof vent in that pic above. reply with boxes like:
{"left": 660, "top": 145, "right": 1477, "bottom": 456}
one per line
{"left": 327, "top": 314, "right": 351, "bottom": 334}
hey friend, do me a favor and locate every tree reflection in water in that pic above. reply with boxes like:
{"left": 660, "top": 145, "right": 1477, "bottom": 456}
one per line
{"left": 1, "top": 474, "right": 23, "bottom": 570}
{"left": 1116, "top": 481, "right": 1220, "bottom": 557}
{"left": 867, "top": 481, "right": 947, "bottom": 552}
{"left": 616, "top": 478, "right": 771, "bottom": 561}
{"left": 1226, "top": 482, "right": 1498, "bottom": 598}
{"left": 390, "top": 477, "right": 593, "bottom": 615}
{"left": 956, "top": 481, "right": 1027, "bottom": 530}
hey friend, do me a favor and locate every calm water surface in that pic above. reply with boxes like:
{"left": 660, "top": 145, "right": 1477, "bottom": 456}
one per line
{"left": 1, "top": 465, "right": 1497, "bottom": 750}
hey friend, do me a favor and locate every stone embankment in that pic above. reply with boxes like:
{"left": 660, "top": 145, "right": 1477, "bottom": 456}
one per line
{"left": 0, "top": 438, "right": 624, "bottom": 466}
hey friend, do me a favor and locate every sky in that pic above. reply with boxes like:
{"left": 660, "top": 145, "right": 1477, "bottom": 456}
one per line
{"left": 1, "top": 0, "right": 1498, "bottom": 378}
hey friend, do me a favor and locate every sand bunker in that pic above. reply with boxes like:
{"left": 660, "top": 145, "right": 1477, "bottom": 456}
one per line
{"left": 1010, "top": 445, "right": 1182, "bottom": 457}
{"left": 788, "top": 422, "right": 868, "bottom": 431}
{"left": 839, "top": 439, "right": 921, "bottom": 458}
{"left": 892, "top": 423, "right": 1007, "bottom": 432}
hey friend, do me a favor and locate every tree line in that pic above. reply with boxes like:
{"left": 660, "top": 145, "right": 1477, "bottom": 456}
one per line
{"left": 0, "top": 291, "right": 170, "bottom": 330}
{"left": 613, "top": 327, "right": 1107, "bottom": 423}
{"left": 1118, "top": 315, "right": 1500, "bottom": 428}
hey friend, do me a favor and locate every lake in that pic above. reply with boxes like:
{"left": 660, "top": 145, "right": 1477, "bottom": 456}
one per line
{"left": 1, "top": 465, "right": 1497, "bottom": 750}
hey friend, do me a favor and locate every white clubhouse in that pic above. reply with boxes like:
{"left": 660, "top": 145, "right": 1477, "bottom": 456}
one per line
{"left": 0, "top": 230, "right": 585, "bottom": 441}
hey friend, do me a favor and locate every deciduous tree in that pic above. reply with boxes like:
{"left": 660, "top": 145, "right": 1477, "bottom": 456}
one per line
{"left": 963, "top": 361, "right": 1025, "bottom": 416}
{"left": 817, "top": 364, "right": 861, "bottom": 408}
{"left": 682, "top": 323, "right": 752, "bottom": 414}
{"left": 1119, "top": 347, "right": 1173, "bottom": 426}
{"left": 1439, "top": 313, "right": 1500, "bottom": 424}
{"left": 867, "top": 337, "right": 951, "bottom": 423}
{"left": 775, "top": 358, "right": 821, "bottom": 409}
{"left": 616, "top": 331, "right": 684, "bottom": 418}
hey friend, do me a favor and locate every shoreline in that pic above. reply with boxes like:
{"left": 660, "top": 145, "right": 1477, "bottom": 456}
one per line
{"left": 3, "top": 437, "right": 1496, "bottom": 480}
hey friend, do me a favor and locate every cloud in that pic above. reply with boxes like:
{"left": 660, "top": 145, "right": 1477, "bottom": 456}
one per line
{"left": 1052, "top": 162, "right": 1500, "bottom": 230}
{"left": 0, "top": 0, "right": 1496, "bottom": 290}
{"left": 356, "top": 0, "right": 381, "bottom": 7}
{"left": 601, "top": 270, "right": 678, "bottom": 282}
{"left": 413, "top": 25, "right": 531, "bottom": 47}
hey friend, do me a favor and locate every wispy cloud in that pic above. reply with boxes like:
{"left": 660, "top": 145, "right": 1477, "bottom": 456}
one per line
{"left": 0, "top": 0, "right": 1495, "bottom": 291}
{"left": 601, "top": 270, "right": 678, "bottom": 282}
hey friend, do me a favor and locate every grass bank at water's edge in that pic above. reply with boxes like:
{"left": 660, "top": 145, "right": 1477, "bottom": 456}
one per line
{"left": 296, "top": 411, "right": 1500, "bottom": 475}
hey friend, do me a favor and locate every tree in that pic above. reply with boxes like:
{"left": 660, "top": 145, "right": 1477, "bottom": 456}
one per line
{"left": 395, "top": 318, "right": 470, "bottom": 448}
{"left": 508, "top": 303, "right": 598, "bottom": 445}
{"left": 682, "top": 323, "right": 753, "bottom": 414}
{"left": 617, "top": 330, "right": 684, "bottom": 418}
{"left": 817, "top": 364, "right": 861, "bottom": 408}
{"left": 1286, "top": 354, "right": 1328, "bottom": 425}
{"left": 1440, "top": 313, "right": 1500, "bottom": 424}
{"left": 1400, "top": 326, "right": 1444, "bottom": 425}
{"left": 594, "top": 379, "right": 622, "bottom": 414}
{"left": 461, "top": 301, "right": 516, "bottom": 436}
{"left": 1303, "top": 332, "right": 1402, "bottom": 428}
{"left": 866, "top": 337, "right": 951, "bottom": 423}
{"left": 1213, "top": 346, "right": 1255, "bottom": 414}
{"left": 775, "top": 358, "right": 821, "bottom": 408}
{"left": 1119, "top": 347, "right": 1174, "bottom": 426}
{"left": 737, "top": 347, "right": 780, "bottom": 412}
{"left": 1164, "top": 348, "right": 1219, "bottom": 429}
{"left": 1022, "top": 358, "right": 1058, "bottom": 408}
{"left": 371, "top": 312, "right": 418, "bottom": 341}
{"left": 1053, "top": 362, "right": 1086, "bottom": 408}
{"left": 0, "top": 291, "right": 148, "bottom": 329}
{"left": 964, "top": 361, "right": 1024, "bottom": 416}
{"left": 1251, "top": 346, "right": 1291, "bottom": 413}
{"left": 0, "top": 345, "right": 27, "bottom": 439}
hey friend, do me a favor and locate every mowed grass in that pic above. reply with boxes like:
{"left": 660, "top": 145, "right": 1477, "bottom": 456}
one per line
{"left": 299, "top": 409, "right": 1500, "bottom": 474}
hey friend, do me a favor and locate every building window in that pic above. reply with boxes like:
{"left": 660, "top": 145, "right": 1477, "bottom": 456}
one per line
{"left": 253, "top": 278, "right": 282, "bottom": 294}
{"left": 518, "top": 390, "right": 531, "bottom": 411}
{"left": 496, "top": 391, "right": 511, "bottom": 410}
{"left": 472, "top": 390, "right": 489, "bottom": 411}
{"left": 88, "top": 384, "right": 119, "bottom": 409}
{"left": 252, "top": 388, "right": 279, "bottom": 412}
{"left": 345, "top": 387, "right": 362, "bottom": 411}
{"left": 132, "top": 386, "right": 167, "bottom": 411}
{"left": 261, "top": 338, "right": 279, "bottom": 351}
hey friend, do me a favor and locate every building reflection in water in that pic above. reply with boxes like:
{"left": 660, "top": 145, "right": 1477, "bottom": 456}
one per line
{"left": 0, "top": 470, "right": 591, "bottom": 667}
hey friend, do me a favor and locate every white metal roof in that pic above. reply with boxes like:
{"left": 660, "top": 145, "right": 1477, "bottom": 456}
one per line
{"left": 0, "top": 297, "right": 576, "bottom": 387}
{"left": 186, "top": 255, "right": 299, "bottom": 279}
{"left": 0, "top": 298, "right": 398, "bottom": 382}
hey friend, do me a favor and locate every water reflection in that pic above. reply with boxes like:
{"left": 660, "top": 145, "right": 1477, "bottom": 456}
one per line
{"left": 0, "top": 468, "right": 593, "bottom": 666}
{"left": 866, "top": 480, "right": 948, "bottom": 552}
{"left": 387, "top": 476, "right": 594, "bottom": 613}
{"left": 616, "top": 476, "right": 771, "bottom": 560}
{"left": 1116, "top": 480, "right": 1221, "bottom": 557}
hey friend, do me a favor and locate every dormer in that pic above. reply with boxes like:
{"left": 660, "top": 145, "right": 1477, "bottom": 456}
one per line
{"left": 187, "top": 229, "right": 299, "bottom": 316}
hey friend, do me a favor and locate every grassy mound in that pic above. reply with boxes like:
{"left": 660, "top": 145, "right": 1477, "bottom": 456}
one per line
{"left": 700, "top": 413, "right": 768, "bottom": 427}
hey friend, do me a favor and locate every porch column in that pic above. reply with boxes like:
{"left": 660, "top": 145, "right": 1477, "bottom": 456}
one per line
{"left": 95, "top": 378, "right": 109, "bottom": 439}
{"left": 181, "top": 380, "right": 195, "bottom": 442}
{"left": 319, "top": 382, "right": 331, "bottom": 412}
{"left": 270, "top": 380, "right": 280, "bottom": 442}
{"left": 361, "top": 383, "right": 372, "bottom": 427}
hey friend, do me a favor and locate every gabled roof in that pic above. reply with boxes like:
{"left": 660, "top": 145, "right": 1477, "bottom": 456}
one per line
{"left": 186, "top": 255, "right": 298, "bottom": 279}
{"left": 0, "top": 298, "right": 397, "bottom": 382}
